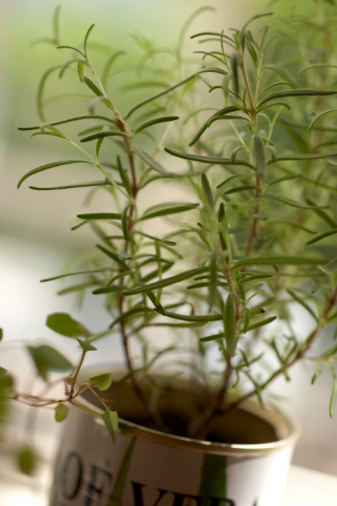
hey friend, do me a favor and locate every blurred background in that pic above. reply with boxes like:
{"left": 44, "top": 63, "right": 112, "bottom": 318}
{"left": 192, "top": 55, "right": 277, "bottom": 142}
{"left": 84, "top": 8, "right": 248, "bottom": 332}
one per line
{"left": 1, "top": 0, "right": 336, "bottom": 503}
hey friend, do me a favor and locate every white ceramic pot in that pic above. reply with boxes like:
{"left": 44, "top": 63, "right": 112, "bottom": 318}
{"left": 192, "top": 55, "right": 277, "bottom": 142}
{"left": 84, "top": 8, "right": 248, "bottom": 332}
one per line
{"left": 49, "top": 382, "right": 299, "bottom": 506}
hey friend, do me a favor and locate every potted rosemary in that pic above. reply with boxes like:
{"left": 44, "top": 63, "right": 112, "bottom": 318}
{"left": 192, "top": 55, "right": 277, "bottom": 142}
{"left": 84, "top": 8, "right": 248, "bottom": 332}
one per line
{"left": 7, "top": 1, "right": 337, "bottom": 504}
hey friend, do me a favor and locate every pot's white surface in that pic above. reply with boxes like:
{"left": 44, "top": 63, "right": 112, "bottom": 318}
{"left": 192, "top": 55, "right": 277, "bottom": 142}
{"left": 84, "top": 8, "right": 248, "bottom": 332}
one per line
{"left": 49, "top": 387, "right": 298, "bottom": 506}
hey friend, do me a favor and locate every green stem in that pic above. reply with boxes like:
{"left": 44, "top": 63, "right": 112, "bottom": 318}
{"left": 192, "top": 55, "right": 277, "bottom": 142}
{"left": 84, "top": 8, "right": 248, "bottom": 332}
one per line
{"left": 69, "top": 346, "right": 87, "bottom": 397}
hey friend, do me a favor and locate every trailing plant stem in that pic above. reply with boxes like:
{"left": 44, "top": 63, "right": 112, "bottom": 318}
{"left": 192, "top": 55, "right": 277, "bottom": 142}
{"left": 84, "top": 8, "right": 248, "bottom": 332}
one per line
{"left": 69, "top": 345, "right": 87, "bottom": 397}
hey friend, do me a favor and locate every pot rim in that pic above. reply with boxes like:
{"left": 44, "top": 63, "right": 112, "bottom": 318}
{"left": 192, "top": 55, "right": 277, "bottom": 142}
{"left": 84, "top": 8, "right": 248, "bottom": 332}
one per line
{"left": 75, "top": 392, "right": 300, "bottom": 458}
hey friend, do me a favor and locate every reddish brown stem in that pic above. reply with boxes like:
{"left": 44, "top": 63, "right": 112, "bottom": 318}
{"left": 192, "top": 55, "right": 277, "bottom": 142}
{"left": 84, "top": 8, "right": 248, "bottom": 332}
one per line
{"left": 245, "top": 173, "right": 262, "bottom": 258}
{"left": 113, "top": 118, "right": 168, "bottom": 432}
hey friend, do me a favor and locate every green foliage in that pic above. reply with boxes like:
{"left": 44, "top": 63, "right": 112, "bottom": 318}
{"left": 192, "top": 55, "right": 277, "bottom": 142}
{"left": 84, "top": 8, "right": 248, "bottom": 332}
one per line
{"left": 13, "top": 1, "right": 337, "bottom": 434}
{"left": 223, "top": 293, "right": 237, "bottom": 356}
{"left": 46, "top": 313, "right": 91, "bottom": 338}
{"left": 16, "top": 445, "right": 39, "bottom": 475}
{"left": 55, "top": 403, "right": 70, "bottom": 422}
{"left": 89, "top": 373, "right": 113, "bottom": 391}
{"left": 27, "top": 345, "right": 72, "bottom": 381}
{"left": 102, "top": 409, "right": 119, "bottom": 442}
{"left": 0, "top": 367, "right": 13, "bottom": 425}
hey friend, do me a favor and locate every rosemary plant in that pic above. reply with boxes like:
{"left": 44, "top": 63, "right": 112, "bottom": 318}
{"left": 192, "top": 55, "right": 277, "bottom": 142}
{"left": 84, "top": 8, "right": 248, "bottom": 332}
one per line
{"left": 6, "top": 1, "right": 337, "bottom": 443}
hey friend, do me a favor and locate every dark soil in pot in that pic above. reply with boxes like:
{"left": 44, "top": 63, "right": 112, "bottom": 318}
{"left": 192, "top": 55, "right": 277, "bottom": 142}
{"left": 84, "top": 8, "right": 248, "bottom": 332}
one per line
{"left": 83, "top": 380, "right": 281, "bottom": 445}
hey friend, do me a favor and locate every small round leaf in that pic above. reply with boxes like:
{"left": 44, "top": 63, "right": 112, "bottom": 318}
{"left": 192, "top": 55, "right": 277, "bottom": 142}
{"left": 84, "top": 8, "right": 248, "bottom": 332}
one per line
{"left": 16, "top": 445, "right": 39, "bottom": 475}
{"left": 47, "top": 313, "right": 91, "bottom": 338}
{"left": 89, "top": 373, "right": 113, "bottom": 391}
{"left": 27, "top": 345, "right": 72, "bottom": 380}
{"left": 55, "top": 403, "right": 70, "bottom": 423}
